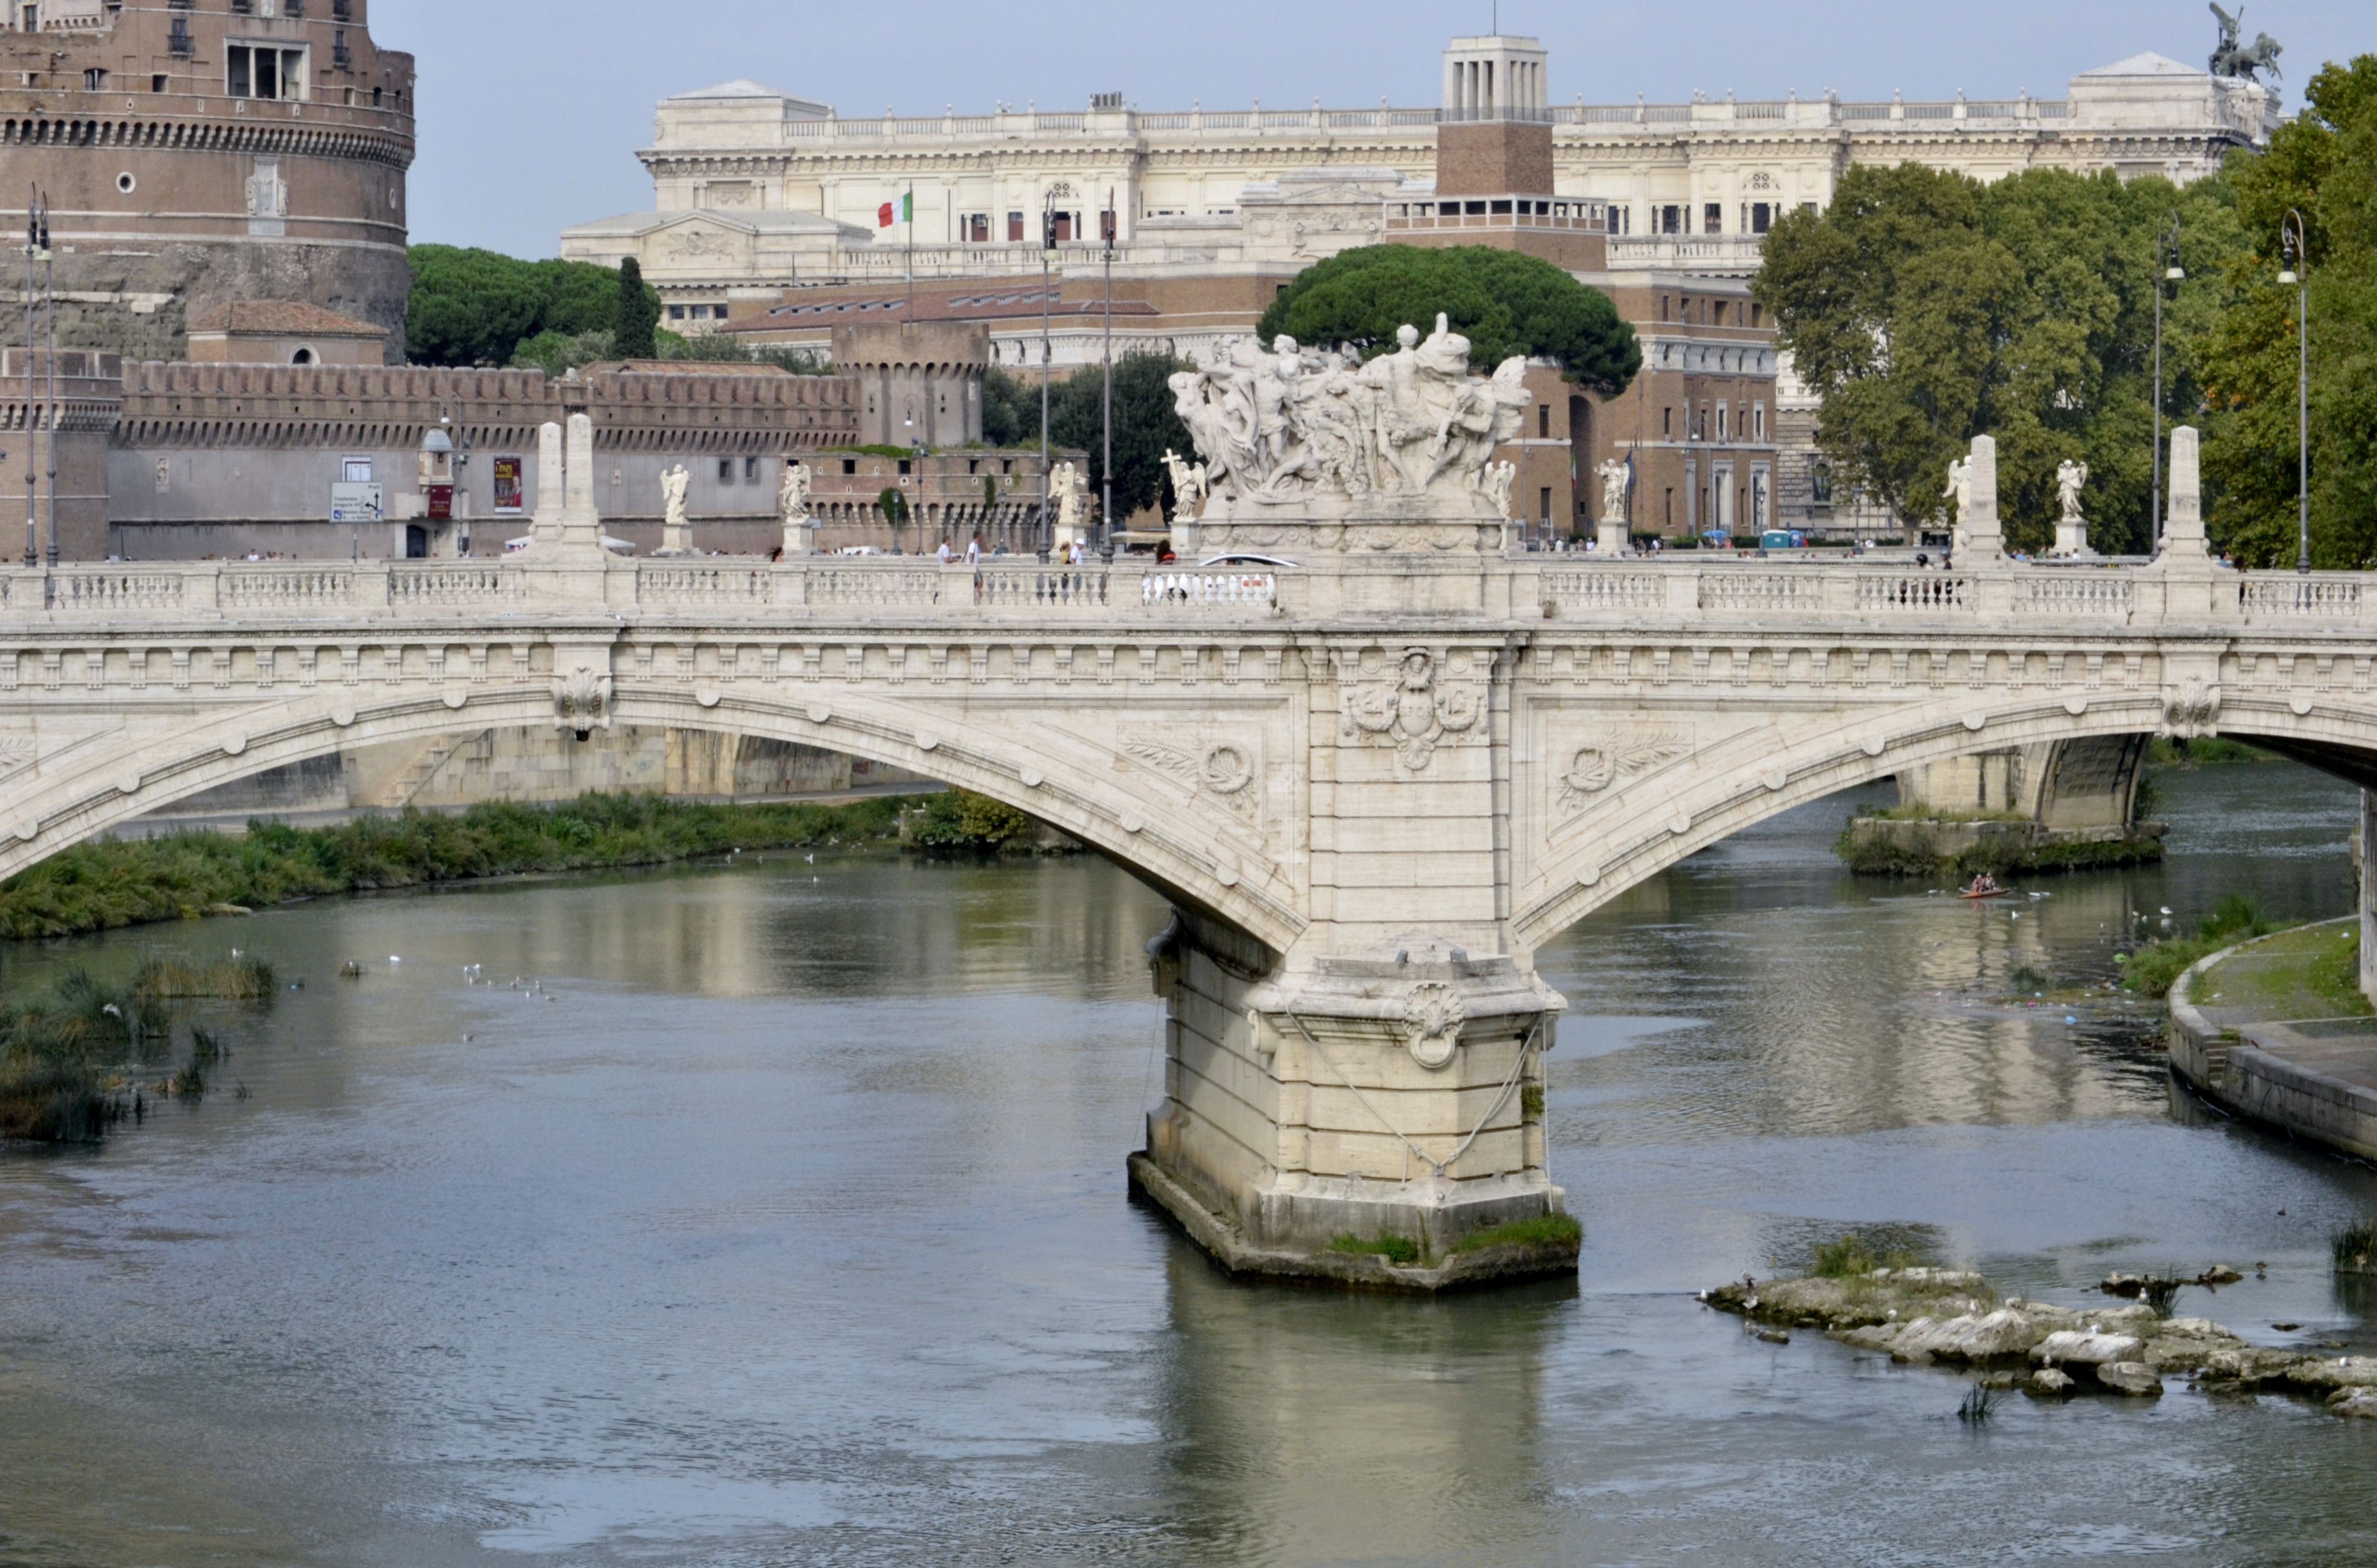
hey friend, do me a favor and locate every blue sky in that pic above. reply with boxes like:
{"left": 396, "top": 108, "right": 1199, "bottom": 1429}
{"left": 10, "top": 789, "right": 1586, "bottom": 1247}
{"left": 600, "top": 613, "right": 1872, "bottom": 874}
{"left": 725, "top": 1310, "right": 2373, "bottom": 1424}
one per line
{"left": 380, "top": 0, "right": 2366, "bottom": 258}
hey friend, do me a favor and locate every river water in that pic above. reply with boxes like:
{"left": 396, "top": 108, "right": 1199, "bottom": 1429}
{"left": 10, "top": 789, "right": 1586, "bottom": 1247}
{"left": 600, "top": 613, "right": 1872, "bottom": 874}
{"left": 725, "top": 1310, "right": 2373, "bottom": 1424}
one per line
{"left": 4, "top": 762, "right": 2376, "bottom": 1566}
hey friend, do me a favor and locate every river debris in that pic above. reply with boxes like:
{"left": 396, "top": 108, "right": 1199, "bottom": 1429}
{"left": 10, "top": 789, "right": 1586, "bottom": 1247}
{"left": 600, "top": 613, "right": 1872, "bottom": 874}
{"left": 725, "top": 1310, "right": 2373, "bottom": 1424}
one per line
{"left": 1699, "top": 1265, "right": 2377, "bottom": 1417}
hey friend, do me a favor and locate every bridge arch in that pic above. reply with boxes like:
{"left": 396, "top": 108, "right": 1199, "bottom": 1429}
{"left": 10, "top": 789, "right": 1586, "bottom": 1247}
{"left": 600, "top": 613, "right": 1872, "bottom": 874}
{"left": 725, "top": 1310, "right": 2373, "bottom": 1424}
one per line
{"left": 0, "top": 677, "right": 1305, "bottom": 956}
{"left": 1514, "top": 689, "right": 2377, "bottom": 954}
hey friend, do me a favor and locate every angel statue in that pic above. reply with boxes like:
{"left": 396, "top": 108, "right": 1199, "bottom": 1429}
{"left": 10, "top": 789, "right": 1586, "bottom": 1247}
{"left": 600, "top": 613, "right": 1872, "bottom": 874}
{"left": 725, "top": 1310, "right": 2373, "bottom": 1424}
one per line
{"left": 778, "top": 460, "right": 812, "bottom": 524}
{"left": 1595, "top": 457, "right": 1631, "bottom": 522}
{"left": 658, "top": 464, "right": 693, "bottom": 554}
{"left": 1481, "top": 460, "right": 1516, "bottom": 517}
{"left": 2056, "top": 459, "right": 2088, "bottom": 524}
{"left": 1160, "top": 448, "right": 1208, "bottom": 519}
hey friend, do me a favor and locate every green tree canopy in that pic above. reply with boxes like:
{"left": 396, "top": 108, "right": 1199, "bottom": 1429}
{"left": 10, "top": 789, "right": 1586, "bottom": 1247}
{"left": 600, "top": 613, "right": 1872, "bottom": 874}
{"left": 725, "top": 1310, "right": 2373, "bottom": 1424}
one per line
{"left": 1755, "top": 163, "right": 2245, "bottom": 554}
{"left": 2201, "top": 55, "right": 2377, "bottom": 567}
{"left": 405, "top": 246, "right": 661, "bottom": 368}
{"left": 984, "top": 351, "right": 1195, "bottom": 520}
{"left": 1255, "top": 244, "right": 1639, "bottom": 397}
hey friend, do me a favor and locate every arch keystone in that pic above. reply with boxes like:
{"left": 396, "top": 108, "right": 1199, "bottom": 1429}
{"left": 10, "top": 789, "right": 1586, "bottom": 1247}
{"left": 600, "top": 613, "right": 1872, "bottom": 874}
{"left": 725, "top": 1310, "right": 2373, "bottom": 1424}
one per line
{"left": 332, "top": 708, "right": 355, "bottom": 727}
{"left": 1760, "top": 765, "right": 1787, "bottom": 791}
{"left": 695, "top": 688, "right": 722, "bottom": 708}
{"left": 1120, "top": 813, "right": 1145, "bottom": 834}
{"left": 1018, "top": 765, "right": 1042, "bottom": 787}
{"left": 1668, "top": 811, "right": 1692, "bottom": 835}
{"left": 223, "top": 734, "right": 247, "bottom": 756}
{"left": 916, "top": 731, "right": 940, "bottom": 751}
{"left": 442, "top": 690, "right": 469, "bottom": 710}
{"left": 2291, "top": 696, "right": 2314, "bottom": 716}
{"left": 1862, "top": 735, "right": 1887, "bottom": 757}
{"left": 806, "top": 703, "right": 831, "bottom": 724}
{"left": 1963, "top": 713, "right": 1987, "bottom": 732}
{"left": 2063, "top": 697, "right": 2088, "bottom": 716}
{"left": 115, "top": 774, "right": 140, "bottom": 796}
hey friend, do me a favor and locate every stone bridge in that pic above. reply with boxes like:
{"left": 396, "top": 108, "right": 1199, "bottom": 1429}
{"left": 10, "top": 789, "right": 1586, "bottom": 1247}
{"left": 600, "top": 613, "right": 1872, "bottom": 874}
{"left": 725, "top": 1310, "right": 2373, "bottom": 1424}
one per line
{"left": 7, "top": 408, "right": 2375, "bottom": 1288}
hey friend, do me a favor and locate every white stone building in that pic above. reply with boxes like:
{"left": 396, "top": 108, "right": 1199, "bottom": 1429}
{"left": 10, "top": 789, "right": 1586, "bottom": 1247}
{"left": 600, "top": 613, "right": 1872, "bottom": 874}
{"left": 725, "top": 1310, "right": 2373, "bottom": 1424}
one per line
{"left": 561, "top": 40, "right": 2280, "bottom": 322}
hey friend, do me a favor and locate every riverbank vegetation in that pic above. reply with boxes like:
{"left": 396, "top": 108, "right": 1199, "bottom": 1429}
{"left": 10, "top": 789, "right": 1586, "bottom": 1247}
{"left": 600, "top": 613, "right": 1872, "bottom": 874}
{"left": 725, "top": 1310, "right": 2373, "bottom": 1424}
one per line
{"left": 2118, "top": 894, "right": 2281, "bottom": 998}
{"left": 1836, "top": 812, "right": 2166, "bottom": 879}
{"left": 0, "top": 961, "right": 268, "bottom": 1143}
{"left": 0, "top": 793, "right": 930, "bottom": 943}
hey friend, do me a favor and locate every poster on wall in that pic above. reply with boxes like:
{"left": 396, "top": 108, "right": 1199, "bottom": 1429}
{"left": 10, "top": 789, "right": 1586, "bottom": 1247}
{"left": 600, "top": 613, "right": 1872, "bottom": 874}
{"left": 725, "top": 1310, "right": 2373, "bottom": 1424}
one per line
{"left": 492, "top": 456, "right": 524, "bottom": 513}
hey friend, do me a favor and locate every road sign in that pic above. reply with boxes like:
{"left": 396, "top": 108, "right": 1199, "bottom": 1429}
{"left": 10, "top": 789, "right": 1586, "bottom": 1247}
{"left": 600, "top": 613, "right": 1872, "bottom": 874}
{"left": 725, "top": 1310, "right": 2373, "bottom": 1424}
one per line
{"left": 331, "top": 482, "right": 384, "bottom": 524}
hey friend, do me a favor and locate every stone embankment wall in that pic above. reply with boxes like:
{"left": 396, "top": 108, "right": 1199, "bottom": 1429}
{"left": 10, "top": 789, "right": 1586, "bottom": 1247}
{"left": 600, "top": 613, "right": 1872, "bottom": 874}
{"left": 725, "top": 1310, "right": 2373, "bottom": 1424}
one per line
{"left": 2169, "top": 922, "right": 2377, "bottom": 1164}
{"left": 130, "top": 730, "right": 929, "bottom": 827}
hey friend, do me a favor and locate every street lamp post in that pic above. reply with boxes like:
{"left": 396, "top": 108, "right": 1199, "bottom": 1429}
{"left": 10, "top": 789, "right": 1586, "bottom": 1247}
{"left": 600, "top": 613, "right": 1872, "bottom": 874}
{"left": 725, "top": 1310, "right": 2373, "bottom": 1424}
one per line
{"left": 2151, "top": 213, "right": 2182, "bottom": 553}
{"left": 1038, "top": 192, "right": 1058, "bottom": 563}
{"left": 1100, "top": 189, "right": 1114, "bottom": 564}
{"left": 2280, "top": 208, "right": 2309, "bottom": 574}
{"left": 22, "top": 186, "right": 43, "bottom": 568}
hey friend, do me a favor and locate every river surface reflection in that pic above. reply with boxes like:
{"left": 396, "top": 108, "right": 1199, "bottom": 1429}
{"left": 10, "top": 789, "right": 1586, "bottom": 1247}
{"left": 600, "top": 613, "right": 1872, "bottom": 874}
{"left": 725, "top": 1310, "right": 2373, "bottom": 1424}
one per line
{"left": 4, "top": 763, "right": 2376, "bottom": 1565}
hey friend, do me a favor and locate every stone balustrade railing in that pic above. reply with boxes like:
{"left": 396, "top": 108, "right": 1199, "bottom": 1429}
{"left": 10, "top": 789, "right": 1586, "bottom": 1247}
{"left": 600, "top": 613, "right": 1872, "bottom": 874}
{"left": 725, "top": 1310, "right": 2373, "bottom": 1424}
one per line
{"left": 0, "top": 556, "right": 2367, "bottom": 631}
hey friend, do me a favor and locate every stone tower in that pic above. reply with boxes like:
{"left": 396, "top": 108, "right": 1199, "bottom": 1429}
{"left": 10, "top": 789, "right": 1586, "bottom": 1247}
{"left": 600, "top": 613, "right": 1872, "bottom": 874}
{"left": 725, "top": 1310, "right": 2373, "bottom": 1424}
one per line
{"left": 0, "top": 0, "right": 415, "bottom": 361}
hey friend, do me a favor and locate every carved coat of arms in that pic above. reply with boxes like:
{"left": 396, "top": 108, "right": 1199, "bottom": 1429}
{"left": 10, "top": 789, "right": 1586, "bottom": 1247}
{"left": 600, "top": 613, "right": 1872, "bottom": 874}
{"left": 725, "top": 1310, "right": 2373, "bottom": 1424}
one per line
{"left": 1340, "top": 648, "right": 1480, "bottom": 771}
{"left": 1400, "top": 981, "right": 1466, "bottom": 1069}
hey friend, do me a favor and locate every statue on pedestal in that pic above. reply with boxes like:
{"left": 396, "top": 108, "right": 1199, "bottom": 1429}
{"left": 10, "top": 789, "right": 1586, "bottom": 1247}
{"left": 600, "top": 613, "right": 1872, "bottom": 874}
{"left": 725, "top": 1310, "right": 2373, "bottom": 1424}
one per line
{"left": 1943, "top": 456, "right": 1973, "bottom": 553}
{"left": 657, "top": 464, "right": 693, "bottom": 555}
{"left": 1161, "top": 448, "right": 1208, "bottom": 519}
{"left": 778, "top": 460, "right": 814, "bottom": 555}
{"left": 1595, "top": 458, "right": 1631, "bottom": 523}
{"left": 2051, "top": 457, "right": 2093, "bottom": 558}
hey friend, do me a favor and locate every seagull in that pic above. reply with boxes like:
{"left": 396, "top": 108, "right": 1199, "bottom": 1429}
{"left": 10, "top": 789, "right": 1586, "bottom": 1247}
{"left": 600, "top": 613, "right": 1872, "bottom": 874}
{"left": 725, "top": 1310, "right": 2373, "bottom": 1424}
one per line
{"left": 2160, "top": 907, "right": 2174, "bottom": 916}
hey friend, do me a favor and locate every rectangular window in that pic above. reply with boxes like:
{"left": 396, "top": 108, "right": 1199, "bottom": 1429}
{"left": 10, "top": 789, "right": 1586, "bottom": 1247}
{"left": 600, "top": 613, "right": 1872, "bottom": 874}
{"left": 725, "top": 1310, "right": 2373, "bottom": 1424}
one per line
{"left": 744, "top": 456, "right": 760, "bottom": 483}
{"left": 1660, "top": 204, "right": 1681, "bottom": 235}
{"left": 1659, "top": 295, "right": 1669, "bottom": 322}
{"left": 1007, "top": 211, "right": 1024, "bottom": 243}
{"left": 1751, "top": 202, "right": 1772, "bottom": 233}
{"left": 152, "top": 73, "right": 168, "bottom": 93}
{"left": 342, "top": 455, "right": 373, "bottom": 484}
{"left": 668, "top": 305, "right": 685, "bottom": 320}
{"left": 19, "top": 4, "right": 36, "bottom": 31}
{"left": 1665, "top": 488, "right": 1674, "bottom": 527}
{"left": 1662, "top": 407, "right": 1672, "bottom": 437}
{"left": 227, "top": 44, "right": 308, "bottom": 101}
{"left": 1712, "top": 301, "right": 1727, "bottom": 327}
{"left": 1539, "top": 487, "right": 1552, "bottom": 524}
{"left": 1717, "top": 402, "right": 1729, "bottom": 440}
{"left": 717, "top": 459, "right": 734, "bottom": 482}
{"left": 965, "top": 213, "right": 989, "bottom": 243}
{"left": 1751, "top": 303, "right": 1763, "bottom": 329}
{"left": 1753, "top": 403, "right": 1766, "bottom": 442}
{"left": 1537, "top": 404, "right": 1550, "bottom": 439}
{"left": 841, "top": 459, "right": 857, "bottom": 475}
{"left": 82, "top": 68, "right": 103, "bottom": 90}
{"left": 1703, "top": 202, "right": 1723, "bottom": 233}
{"left": 1051, "top": 213, "right": 1075, "bottom": 243}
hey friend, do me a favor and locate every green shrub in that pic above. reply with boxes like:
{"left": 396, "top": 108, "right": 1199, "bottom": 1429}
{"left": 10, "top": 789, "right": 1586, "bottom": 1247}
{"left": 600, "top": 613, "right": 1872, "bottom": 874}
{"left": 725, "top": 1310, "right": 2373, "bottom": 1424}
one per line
{"left": 2335, "top": 1219, "right": 2377, "bottom": 1275}
{"left": 905, "top": 790, "right": 1036, "bottom": 852}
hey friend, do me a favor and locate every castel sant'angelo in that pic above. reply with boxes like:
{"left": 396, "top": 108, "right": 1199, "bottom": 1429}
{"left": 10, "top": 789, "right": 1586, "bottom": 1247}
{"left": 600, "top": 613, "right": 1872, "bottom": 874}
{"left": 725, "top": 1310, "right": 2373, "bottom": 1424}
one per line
{"left": 0, "top": 0, "right": 412, "bottom": 361}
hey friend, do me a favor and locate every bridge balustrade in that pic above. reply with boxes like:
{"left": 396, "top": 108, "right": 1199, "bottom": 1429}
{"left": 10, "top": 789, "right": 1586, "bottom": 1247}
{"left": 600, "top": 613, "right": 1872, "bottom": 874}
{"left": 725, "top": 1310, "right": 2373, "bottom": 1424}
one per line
{"left": 7, "top": 556, "right": 2377, "bottom": 629}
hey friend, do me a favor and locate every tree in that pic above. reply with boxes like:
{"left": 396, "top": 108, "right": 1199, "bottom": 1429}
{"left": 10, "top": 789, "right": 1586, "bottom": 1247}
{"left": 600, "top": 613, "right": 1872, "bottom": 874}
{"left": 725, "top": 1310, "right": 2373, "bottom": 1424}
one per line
{"left": 876, "top": 484, "right": 910, "bottom": 552}
{"left": 2201, "top": 55, "right": 2377, "bottom": 567}
{"left": 406, "top": 246, "right": 661, "bottom": 369}
{"left": 612, "top": 257, "right": 660, "bottom": 361}
{"left": 1048, "top": 350, "right": 1195, "bottom": 520}
{"left": 1257, "top": 244, "right": 1640, "bottom": 397}
{"left": 982, "top": 364, "right": 1041, "bottom": 449}
{"left": 1755, "top": 164, "right": 2247, "bottom": 553}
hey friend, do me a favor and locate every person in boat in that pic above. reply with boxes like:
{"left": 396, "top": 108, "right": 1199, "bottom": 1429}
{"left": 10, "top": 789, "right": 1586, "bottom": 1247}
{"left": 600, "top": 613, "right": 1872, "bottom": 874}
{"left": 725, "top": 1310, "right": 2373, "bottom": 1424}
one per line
{"left": 1967, "top": 872, "right": 2001, "bottom": 896}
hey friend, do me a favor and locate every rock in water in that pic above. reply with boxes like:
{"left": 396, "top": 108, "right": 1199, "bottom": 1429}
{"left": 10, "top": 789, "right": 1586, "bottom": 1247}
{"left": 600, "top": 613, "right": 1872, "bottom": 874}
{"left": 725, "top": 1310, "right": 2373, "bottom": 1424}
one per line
{"left": 2330, "top": 1389, "right": 2377, "bottom": 1419}
{"left": 2031, "top": 1330, "right": 2145, "bottom": 1372}
{"left": 2099, "top": 1362, "right": 2163, "bottom": 1397}
{"left": 2026, "top": 1367, "right": 2078, "bottom": 1399}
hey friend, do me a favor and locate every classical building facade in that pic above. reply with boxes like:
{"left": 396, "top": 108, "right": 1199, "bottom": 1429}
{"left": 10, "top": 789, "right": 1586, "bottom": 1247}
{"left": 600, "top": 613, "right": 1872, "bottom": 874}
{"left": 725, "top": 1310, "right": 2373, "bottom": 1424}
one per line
{"left": 0, "top": 0, "right": 415, "bottom": 361}
{"left": 561, "top": 37, "right": 2277, "bottom": 321}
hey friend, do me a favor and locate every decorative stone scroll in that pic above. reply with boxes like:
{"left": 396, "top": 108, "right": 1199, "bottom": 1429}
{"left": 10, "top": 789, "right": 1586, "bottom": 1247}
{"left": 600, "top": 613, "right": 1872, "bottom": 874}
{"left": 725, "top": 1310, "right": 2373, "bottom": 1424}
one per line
{"left": 552, "top": 662, "right": 612, "bottom": 740}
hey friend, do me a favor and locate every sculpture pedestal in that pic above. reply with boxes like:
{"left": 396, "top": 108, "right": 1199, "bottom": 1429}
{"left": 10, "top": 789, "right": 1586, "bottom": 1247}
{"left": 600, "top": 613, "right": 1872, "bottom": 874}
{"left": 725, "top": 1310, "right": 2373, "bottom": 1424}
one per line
{"left": 2051, "top": 519, "right": 2094, "bottom": 559}
{"left": 1133, "top": 913, "right": 1576, "bottom": 1290}
{"left": 654, "top": 520, "right": 693, "bottom": 557}
{"left": 1595, "top": 516, "right": 1630, "bottom": 556}
{"left": 780, "top": 518, "right": 818, "bottom": 556}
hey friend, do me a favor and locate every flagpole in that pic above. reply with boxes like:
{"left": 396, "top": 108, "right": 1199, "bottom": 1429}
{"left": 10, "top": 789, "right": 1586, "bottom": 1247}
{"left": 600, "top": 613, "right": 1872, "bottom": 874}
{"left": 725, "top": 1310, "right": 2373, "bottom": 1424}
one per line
{"left": 905, "top": 182, "right": 915, "bottom": 323}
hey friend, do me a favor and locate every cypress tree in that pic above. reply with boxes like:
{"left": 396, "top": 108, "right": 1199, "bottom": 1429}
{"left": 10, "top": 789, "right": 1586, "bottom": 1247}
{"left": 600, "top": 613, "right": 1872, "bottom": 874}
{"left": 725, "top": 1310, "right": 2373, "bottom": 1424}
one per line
{"left": 613, "top": 256, "right": 660, "bottom": 360}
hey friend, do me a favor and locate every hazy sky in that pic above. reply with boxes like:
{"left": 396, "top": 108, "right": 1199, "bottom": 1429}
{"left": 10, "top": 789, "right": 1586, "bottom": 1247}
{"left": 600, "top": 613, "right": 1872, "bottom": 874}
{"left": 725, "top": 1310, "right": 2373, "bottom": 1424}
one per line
{"left": 382, "top": 0, "right": 2365, "bottom": 258}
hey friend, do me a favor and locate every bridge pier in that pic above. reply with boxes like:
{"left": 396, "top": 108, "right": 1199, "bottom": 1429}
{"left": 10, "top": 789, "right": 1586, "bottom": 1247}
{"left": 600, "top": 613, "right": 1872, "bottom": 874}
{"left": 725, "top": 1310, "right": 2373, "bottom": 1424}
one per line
{"left": 1134, "top": 910, "right": 1572, "bottom": 1289}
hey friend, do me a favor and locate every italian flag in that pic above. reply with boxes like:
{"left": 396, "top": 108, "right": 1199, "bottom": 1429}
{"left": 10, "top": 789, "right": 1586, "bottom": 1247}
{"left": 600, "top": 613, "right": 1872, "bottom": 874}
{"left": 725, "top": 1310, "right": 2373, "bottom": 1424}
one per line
{"left": 877, "top": 192, "right": 911, "bottom": 228}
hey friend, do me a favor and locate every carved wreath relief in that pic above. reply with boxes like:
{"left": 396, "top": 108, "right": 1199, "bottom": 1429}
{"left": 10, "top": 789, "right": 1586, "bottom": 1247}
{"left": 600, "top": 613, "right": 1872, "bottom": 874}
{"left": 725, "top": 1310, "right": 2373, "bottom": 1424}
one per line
{"left": 2164, "top": 680, "right": 2221, "bottom": 738}
{"left": 1118, "top": 729, "right": 1261, "bottom": 821}
{"left": 0, "top": 737, "right": 33, "bottom": 779}
{"left": 1340, "top": 648, "right": 1481, "bottom": 771}
{"left": 1555, "top": 725, "right": 1693, "bottom": 818}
